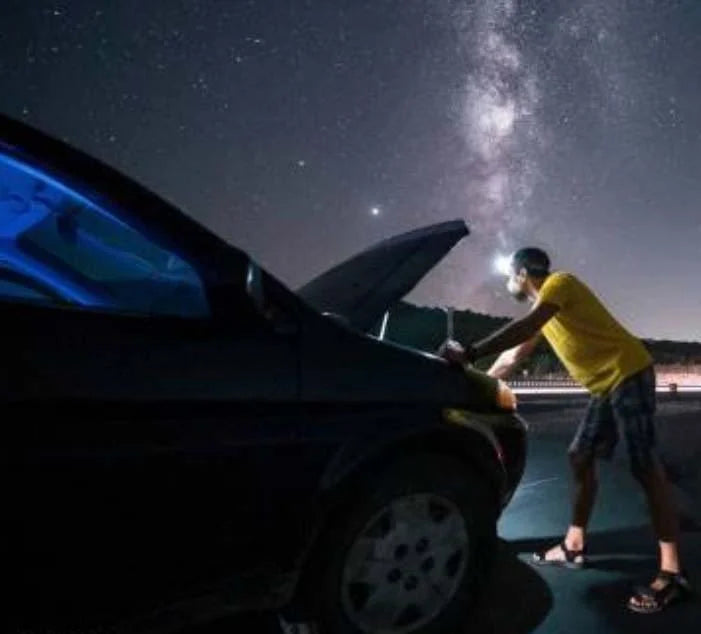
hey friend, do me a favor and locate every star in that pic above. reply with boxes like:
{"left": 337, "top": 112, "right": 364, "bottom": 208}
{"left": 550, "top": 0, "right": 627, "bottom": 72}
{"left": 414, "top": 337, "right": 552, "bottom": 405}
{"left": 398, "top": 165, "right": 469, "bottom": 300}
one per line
{"left": 0, "top": 0, "right": 698, "bottom": 341}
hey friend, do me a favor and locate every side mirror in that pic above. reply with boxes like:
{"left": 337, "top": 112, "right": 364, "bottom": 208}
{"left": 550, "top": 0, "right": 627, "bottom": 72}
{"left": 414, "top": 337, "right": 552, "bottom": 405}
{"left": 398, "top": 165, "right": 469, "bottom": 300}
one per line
{"left": 246, "top": 260, "right": 298, "bottom": 336}
{"left": 246, "top": 261, "right": 265, "bottom": 313}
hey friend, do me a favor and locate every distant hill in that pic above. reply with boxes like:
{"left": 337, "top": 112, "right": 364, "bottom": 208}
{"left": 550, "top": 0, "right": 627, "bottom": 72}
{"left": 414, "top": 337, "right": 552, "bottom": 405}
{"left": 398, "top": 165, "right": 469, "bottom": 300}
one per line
{"left": 380, "top": 302, "right": 701, "bottom": 375}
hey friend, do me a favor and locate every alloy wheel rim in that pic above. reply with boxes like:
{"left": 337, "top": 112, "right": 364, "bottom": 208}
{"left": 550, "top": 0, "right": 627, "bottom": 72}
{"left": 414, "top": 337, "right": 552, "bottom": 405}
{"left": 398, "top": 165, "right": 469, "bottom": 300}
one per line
{"left": 340, "top": 493, "right": 469, "bottom": 633}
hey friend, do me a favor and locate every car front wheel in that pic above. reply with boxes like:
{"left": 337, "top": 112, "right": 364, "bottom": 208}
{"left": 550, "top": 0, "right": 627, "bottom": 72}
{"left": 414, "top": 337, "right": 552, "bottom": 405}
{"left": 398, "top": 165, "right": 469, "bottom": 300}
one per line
{"left": 311, "top": 453, "right": 498, "bottom": 634}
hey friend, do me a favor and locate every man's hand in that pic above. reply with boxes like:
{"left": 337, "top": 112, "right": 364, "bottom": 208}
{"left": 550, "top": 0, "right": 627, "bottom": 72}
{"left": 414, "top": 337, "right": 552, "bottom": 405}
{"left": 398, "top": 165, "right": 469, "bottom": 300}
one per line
{"left": 438, "top": 339, "right": 476, "bottom": 365}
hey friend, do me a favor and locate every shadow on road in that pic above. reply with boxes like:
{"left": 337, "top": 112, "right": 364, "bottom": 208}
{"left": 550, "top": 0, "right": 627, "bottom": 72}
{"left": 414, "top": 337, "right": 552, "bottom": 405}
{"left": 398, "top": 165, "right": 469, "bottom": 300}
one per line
{"left": 194, "top": 540, "right": 554, "bottom": 634}
{"left": 584, "top": 577, "right": 701, "bottom": 634}
{"left": 584, "top": 525, "right": 701, "bottom": 633}
{"left": 506, "top": 525, "right": 701, "bottom": 633}
{"left": 509, "top": 523, "right": 698, "bottom": 566}
{"left": 507, "top": 525, "right": 674, "bottom": 577}
{"left": 471, "top": 539, "right": 554, "bottom": 634}
{"left": 188, "top": 525, "right": 701, "bottom": 633}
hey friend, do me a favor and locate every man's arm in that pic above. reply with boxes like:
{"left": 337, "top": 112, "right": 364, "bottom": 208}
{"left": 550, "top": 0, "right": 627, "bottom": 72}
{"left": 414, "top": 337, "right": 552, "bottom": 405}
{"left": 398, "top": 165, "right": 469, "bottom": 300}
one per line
{"left": 487, "top": 334, "right": 541, "bottom": 379}
{"left": 468, "top": 301, "right": 559, "bottom": 362}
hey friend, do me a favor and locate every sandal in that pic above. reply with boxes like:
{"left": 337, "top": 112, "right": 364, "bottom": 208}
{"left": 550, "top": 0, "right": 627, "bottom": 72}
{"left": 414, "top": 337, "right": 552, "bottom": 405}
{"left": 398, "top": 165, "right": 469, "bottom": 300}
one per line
{"left": 628, "top": 570, "right": 693, "bottom": 614}
{"left": 532, "top": 541, "right": 586, "bottom": 569}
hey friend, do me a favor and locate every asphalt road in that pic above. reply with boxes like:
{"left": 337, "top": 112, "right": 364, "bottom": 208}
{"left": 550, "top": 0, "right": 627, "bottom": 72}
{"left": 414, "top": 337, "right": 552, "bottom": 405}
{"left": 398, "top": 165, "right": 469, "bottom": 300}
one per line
{"left": 200, "top": 394, "right": 701, "bottom": 634}
{"left": 487, "top": 393, "right": 701, "bottom": 634}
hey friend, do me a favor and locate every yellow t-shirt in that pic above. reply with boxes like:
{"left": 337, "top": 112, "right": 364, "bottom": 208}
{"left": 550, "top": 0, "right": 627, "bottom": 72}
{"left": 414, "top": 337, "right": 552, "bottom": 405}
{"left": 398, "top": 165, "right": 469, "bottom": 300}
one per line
{"left": 537, "top": 271, "right": 652, "bottom": 396}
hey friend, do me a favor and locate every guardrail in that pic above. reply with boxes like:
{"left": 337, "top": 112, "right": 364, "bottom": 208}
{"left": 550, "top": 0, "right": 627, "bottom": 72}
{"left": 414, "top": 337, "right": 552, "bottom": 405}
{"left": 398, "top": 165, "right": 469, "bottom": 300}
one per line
{"left": 509, "top": 380, "right": 579, "bottom": 388}
{"left": 509, "top": 382, "right": 701, "bottom": 395}
{"left": 509, "top": 378, "right": 701, "bottom": 392}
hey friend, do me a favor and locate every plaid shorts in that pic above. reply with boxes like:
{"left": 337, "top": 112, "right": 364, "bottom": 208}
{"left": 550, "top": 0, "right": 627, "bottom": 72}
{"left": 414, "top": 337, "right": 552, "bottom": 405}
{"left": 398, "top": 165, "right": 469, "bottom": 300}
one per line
{"left": 569, "top": 365, "right": 657, "bottom": 468}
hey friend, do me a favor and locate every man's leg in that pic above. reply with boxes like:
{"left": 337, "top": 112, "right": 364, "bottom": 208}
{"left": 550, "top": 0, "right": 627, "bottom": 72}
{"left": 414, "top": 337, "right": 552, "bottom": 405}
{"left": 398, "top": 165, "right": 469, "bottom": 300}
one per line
{"left": 625, "top": 452, "right": 689, "bottom": 611}
{"left": 538, "top": 452, "right": 597, "bottom": 562}
{"left": 631, "top": 455, "right": 680, "bottom": 572}
{"left": 566, "top": 452, "right": 598, "bottom": 550}
{"left": 536, "top": 395, "right": 615, "bottom": 563}
{"left": 615, "top": 366, "right": 681, "bottom": 570}
{"left": 614, "top": 366, "right": 689, "bottom": 611}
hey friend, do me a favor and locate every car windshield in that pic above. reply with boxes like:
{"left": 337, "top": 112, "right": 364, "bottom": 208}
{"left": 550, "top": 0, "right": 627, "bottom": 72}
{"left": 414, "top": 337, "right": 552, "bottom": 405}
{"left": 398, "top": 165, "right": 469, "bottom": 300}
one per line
{"left": 0, "top": 151, "right": 208, "bottom": 317}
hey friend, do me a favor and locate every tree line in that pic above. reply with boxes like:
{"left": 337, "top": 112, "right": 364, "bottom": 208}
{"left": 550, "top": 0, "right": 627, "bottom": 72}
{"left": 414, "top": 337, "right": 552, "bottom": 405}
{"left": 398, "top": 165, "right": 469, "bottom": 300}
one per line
{"left": 378, "top": 302, "right": 701, "bottom": 376}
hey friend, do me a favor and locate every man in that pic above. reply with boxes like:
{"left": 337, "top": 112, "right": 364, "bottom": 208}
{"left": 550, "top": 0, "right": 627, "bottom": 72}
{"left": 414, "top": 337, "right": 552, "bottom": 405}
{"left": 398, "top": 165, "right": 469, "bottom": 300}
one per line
{"left": 441, "top": 247, "right": 692, "bottom": 613}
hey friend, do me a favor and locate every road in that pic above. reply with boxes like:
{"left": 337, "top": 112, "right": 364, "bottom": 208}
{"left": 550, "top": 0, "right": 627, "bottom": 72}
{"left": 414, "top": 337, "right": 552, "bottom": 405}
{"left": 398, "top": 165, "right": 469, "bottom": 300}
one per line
{"left": 198, "top": 394, "right": 701, "bottom": 633}
{"left": 486, "top": 392, "right": 701, "bottom": 634}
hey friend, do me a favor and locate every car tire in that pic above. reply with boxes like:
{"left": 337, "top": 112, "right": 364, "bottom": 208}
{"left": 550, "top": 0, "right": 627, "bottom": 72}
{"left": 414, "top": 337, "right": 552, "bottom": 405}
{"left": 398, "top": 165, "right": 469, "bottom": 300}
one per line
{"left": 309, "top": 452, "right": 498, "bottom": 634}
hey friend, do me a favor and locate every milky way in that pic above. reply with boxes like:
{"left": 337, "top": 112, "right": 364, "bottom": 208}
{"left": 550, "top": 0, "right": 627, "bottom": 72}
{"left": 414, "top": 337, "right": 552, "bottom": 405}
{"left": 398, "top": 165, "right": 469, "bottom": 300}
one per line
{"left": 456, "top": 0, "right": 543, "bottom": 249}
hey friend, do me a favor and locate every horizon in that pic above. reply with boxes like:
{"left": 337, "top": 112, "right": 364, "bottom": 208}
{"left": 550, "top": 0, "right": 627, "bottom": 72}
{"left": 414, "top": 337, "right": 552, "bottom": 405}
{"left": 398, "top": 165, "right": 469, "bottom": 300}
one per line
{"left": 398, "top": 299, "right": 701, "bottom": 346}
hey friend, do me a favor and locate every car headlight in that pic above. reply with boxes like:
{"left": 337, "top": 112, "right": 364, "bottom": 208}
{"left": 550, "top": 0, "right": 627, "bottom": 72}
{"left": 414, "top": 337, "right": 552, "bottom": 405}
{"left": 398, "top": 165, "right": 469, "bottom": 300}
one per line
{"left": 496, "top": 379, "right": 517, "bottom": 411}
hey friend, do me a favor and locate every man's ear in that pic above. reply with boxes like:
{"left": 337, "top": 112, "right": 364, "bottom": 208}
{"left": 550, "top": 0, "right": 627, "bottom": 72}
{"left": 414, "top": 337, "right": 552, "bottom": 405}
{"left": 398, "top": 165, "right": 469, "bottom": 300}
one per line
{"left": 517, "top": 266, "right": 528, "bottom": 281}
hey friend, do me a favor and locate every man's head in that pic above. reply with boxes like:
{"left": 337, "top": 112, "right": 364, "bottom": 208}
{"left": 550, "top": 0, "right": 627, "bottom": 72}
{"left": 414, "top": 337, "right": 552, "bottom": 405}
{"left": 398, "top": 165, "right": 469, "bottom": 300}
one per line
{"left": 506, "top": 247, "right": 551, "bottom": 302}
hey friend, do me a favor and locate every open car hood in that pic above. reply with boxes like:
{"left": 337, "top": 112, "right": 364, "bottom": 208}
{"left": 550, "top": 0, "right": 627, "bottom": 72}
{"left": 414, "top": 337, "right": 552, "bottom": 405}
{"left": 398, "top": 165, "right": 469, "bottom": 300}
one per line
{"left": 297, "top": 220, "right": 469, "bottom": 332}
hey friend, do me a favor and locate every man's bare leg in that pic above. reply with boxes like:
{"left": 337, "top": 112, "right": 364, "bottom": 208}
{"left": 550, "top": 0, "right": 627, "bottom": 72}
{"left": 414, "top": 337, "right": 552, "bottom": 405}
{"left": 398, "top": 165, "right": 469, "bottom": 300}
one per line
{"left": 628, "top": 457, "right": 684, "bottom": 610}
{"left": 541, "top": 453, "right": 597, "bottom": 561}
{"left": 641, "top": 458, "right": 680, "bottom": 570}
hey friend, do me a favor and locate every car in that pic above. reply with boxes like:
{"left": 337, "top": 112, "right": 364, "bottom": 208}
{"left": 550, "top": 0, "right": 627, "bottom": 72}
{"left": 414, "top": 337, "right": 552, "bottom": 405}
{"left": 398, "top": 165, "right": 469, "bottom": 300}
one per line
{"left": 1, "top": 114, "right": 527, "bottom": 634}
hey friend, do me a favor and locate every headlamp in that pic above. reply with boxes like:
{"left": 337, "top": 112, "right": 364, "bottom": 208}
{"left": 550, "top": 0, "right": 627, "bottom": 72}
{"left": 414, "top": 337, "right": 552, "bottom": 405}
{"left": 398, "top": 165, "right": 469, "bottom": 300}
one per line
{"left": 493, "top": 253, "right": 514, "bottom": 277}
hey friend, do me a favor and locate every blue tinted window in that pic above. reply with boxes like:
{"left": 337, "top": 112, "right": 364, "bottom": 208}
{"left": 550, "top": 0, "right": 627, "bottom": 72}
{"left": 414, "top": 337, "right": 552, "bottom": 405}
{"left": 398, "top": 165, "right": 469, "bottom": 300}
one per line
{"left": 0, "top": 276, "right": 53, "bottom": 303}
{"left": 0, "top": 151, "right": 209, "bottom": 317}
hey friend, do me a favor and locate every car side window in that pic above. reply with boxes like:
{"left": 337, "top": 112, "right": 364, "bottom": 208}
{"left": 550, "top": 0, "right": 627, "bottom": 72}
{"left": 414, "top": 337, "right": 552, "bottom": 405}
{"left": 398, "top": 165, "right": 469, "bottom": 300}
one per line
{"left": 0, "top": 150, "right": 209, "bottom": 318}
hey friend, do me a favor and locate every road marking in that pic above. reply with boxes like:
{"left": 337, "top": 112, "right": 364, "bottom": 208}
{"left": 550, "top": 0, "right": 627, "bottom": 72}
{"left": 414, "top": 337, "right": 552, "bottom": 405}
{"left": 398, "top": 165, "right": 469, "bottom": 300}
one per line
{"left": 517, "top": 477, "right": 560, "bottom": 490}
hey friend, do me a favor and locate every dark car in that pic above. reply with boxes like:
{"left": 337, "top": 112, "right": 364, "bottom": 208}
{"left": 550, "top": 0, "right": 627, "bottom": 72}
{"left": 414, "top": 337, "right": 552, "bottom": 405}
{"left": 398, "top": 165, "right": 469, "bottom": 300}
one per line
{"left": 1, "top": 114, "right": 527, "bottom": 634}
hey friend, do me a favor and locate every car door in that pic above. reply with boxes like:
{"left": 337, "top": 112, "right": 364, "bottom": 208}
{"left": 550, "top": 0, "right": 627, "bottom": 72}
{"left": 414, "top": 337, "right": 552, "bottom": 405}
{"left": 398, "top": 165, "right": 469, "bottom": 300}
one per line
{"left": 0, "top": 124, "right": 301, "bottom": 624}
{"left": 6, "top": 301, "right": 300, "bottom": 616}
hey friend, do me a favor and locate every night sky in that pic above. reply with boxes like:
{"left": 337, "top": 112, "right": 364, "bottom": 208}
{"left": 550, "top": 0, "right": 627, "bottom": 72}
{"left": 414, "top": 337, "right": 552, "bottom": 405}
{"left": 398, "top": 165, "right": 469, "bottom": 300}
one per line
{"left": 2, "top": 1, "right": 701, "bottom": 340}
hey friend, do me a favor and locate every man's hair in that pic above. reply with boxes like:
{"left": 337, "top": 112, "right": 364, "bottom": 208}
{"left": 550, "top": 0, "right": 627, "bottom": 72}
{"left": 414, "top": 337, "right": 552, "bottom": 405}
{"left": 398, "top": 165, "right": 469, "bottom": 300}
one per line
{"left": 512, "top": 247, "right": 550, "bottom": 277}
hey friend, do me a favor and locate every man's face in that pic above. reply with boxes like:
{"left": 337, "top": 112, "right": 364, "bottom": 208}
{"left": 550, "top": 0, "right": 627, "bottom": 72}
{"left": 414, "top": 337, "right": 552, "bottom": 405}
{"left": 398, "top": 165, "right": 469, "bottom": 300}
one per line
{"left": 506, "top": 266, "right": 528, "bottom": 302}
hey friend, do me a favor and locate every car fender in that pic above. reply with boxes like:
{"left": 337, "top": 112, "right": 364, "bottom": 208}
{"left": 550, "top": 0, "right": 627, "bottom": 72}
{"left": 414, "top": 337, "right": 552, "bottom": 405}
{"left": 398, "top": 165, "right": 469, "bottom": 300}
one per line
{"left": 288, "top": 414, "right": 510, "bottom": 620}
{"left": 319, "top": 414, "right": 508, "bottom": 507}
